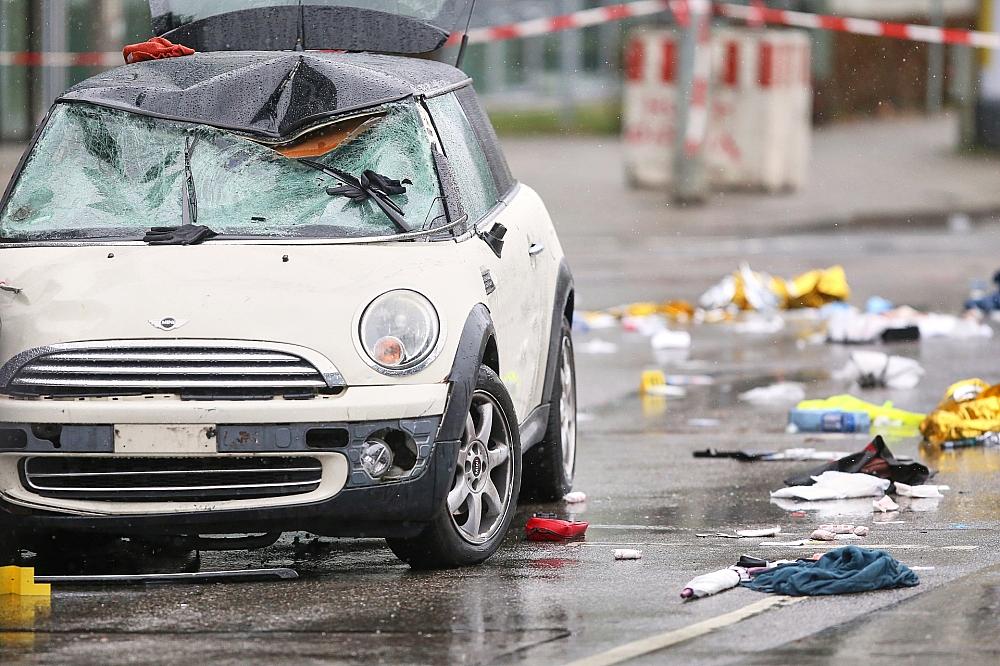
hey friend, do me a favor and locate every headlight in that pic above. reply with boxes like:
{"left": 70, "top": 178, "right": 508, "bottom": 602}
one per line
{"left": 359, "top": 290, "right": 440, "bottom": 373}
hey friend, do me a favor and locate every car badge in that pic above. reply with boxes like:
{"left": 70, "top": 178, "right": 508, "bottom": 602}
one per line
{"left": 149, "top": 317, "right": 188, "bottom": 332}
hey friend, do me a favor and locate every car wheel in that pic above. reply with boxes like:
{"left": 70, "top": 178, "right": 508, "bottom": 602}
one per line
{"left": 521, "top": 317, "right": 577, "bottom": 501}
{"left": 386, "top": 365, "right": 521, "bottom": 569}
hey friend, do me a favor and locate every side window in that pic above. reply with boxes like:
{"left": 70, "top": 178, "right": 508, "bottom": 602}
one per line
{"left": 425, "top": 92, "right": 498, "bottom": 223}
{"left": 454, "top": 86, "right": 514, "bottom": 195}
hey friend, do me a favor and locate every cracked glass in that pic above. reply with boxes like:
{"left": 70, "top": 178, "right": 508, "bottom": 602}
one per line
{"left": 0, "top": 101, "right": 444, "bottom": 241}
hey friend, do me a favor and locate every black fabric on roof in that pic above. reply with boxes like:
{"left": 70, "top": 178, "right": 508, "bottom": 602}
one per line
{"left": 58, "top": 51, "right": 469, "bottom": 140}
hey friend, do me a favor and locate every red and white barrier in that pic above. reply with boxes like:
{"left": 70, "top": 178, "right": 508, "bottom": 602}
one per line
{"left": 3, "top": 0, "right": 1000, "bottom": 65}
{"left": 623, "top": 27, "right": 811, "bottom": 191}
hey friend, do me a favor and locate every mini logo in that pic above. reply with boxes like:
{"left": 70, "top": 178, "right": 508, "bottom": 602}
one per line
{"left": 472, "top": 457, "right": 483, "bottom": 477}
{"left": 149, "top": 317, "right": 188, "bottom": 332}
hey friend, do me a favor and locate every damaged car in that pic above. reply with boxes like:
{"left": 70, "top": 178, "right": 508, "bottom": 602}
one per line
{"left": 0, "top": 0, "right": 576, "bottom": 568}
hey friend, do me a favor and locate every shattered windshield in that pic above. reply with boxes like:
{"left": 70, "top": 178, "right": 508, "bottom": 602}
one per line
{"left": 0, "top": 102, "right": 444, "bottom": 241}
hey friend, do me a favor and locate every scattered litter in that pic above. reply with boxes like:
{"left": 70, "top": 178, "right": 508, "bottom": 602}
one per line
{"left": 866, "top": 296, "right": 894, "bottom": 314}
{"left": 920, "top": 378, "right": 1000, "bottom": 446}
{"left": 651, "top": 329, "right": 692, "bottom": 350}
{"left": 614, "top": 549, "right": 643, "bottom": 560}
{"left": 693, "top": 448, "right": 849, "bottom": 462}
{"left": 563, "top": 491, "right": 587, "bottom": 503}
{"left": 525, "top": 514, "right": 589, "bottom": 542}
{"left": 772, "top": 471, "right": 891, "bottom": 501}
{"left": 893, "top": 483, "right": 947, "bottom": 499}
{"left": 699, "top": 263, "right": 849, "bottom": 312}
{"left": 739, "top": 382, "right": 806, "bottom": 404}
{"left": 667, "top": 374, "right": 714, "bottom": 386}
{"left": 873, "top": 496, "right": 900, "bottom": 513}
{"left": 688, "top": 418, "right": 721, "bottom": 428}
{"left": 733, "top": 314, "right": 785, "bottom": 335}
{"left": 735, "top": 527, "right": 781, "bottom": 538}
{"left": 578, "top": 339, "right": 618, "bottom": 354}
{"left": 742, "top": 546, "right": 919, "bottom": 596}
{"left": 834, "top": 351, "right": 924, "bottom": 389}
{"left": 645, "top": 384, "right": 687, "bottom": 398}
{"left": 680, "top": 567, "right": 744, "bottom": 599}
{"left": 794, "top": 395, "right": 925, "bottom": 436}
{"left": 782, "top": 435, "right": 930, "bottom": 489}
{"left": 909, "top": 566, "right": 936, "bottom": 571}
{"left": 574, "top": 311, "right": 618, "bottom": 331}
{"left": 827, "top": 306, "right": 992, "bottom": 343}
{"left": 818, "top": 523, "right": 870, "bottom": 536}
{"left": 788, "top": 407, "right": 870, "bottom": 433}
{"left": 623, "top": 314, "right": 668, "bottom": 336}
{"left": 964, "top": 270, "right": 1000, "bottom": 312}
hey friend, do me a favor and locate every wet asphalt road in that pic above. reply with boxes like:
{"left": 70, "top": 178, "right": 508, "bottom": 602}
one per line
{"left": 3, "top": 221, "right": 1000, "bottom": 664}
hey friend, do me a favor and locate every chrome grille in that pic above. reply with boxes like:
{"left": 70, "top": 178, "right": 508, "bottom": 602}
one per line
{"left": 6, "top": 344, "right": 336, "bottom": 399}
{"left": 21, "top": 456, "right": 323, "bottom": 501}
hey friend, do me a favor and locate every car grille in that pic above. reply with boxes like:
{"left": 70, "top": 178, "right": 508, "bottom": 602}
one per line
{"left": 6, "top": 344, "right": 335, "bottom": 400}
{"left": 20, "top": 456, "right": 324, "bottom": 502}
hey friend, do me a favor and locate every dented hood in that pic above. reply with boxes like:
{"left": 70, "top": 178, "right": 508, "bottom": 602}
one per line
{"left": 147, "top": 1, "right": 476, "bottom": 61}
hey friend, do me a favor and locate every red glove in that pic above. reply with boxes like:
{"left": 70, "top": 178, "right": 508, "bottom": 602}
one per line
{"left": 123, "top": 37, "right": 195, "bottom": 65}
{"left": 525, "top": 516, "right": 589, "bottom": 542}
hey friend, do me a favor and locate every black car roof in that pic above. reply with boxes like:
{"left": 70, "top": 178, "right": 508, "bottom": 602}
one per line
{"left": 57, "top": 51, "right": 471, "bottom": 141}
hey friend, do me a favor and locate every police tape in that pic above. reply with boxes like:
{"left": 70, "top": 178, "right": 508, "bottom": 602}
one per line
{"left": 2, "top": 0, "right": 999, "bottom": 66}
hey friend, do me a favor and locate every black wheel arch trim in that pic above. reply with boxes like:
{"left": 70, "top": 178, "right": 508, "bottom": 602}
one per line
{"left": 439, "top": 304, "right": 496, "bottom": 443}
{"left": 541, "top": 259, "right": 575, "bottom": 408}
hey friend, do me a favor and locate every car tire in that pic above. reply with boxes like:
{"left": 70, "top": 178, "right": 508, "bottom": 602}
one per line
{"left": 386, "top": 365, "right": 521, "bottom": 569}
{"left": 521, "top": 317, "right": 577, "bottom": 502}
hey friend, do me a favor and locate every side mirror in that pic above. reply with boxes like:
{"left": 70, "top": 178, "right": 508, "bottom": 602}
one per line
{"left": 479, "top": 223, "right": 506, "bottom": 259}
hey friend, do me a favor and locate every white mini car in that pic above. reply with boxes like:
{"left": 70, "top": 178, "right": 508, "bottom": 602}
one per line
{"left": 0, "top": 1, "right": 576, "bottom": 568}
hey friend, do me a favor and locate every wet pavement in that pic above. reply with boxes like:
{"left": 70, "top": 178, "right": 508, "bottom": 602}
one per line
{"left": 3, "top": 222, "right": 1000, "bottom": 664}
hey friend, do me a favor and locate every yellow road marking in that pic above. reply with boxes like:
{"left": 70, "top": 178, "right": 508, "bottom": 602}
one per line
{"left": 563, "top": 595, "right": 804, "bottom": 666}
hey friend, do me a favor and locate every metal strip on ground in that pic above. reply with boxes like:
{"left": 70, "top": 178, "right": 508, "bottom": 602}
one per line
{"left": 563, "top": 595, "right": 804, "bottom": 666}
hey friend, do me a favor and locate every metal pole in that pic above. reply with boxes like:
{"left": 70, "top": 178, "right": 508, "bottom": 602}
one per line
{"left": 927, "top": 0, "right": 945, "bottom": 113}
{"left": 40, "top": 0, "right": 68, "bottom": 122}
{"left": 559, "top": 0, "right": 583, "bottom": 128}
{"left": 672, "top": 0, "right": 712, "bottom": 203}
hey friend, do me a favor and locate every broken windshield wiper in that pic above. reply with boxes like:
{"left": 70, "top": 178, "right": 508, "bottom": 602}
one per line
{"left": 181, "top": 135, "right": 199, "bottom": 225}
{"left": 297, "top": 159, "right": 412, "bottom": 233}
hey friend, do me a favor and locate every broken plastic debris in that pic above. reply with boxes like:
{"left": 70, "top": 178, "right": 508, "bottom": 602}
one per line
{"left": 614, "top": 549, "right": 643, "bottom": 560}
{"left": 739, "top": 382, "right": 806, "bottom": 405}
{"left": 563, "top": 491, "right": 587, "bottom": 503}
{"left": 873, "top": 496, "right": 900, "bottom": 513}
{"left": 680, "top": 567, "right": 744, "bottom": 600}
{"left": 809, "top": 529, "right": 838, "bottom": 541}
{"left": 650, "top": 329, "right": 692, "bottom": 350}
{"left": 920, "top": 378, "right": 1000, "bottom": 446}
{"left": 525, "top": 515, "right": 589, "bottom": 541}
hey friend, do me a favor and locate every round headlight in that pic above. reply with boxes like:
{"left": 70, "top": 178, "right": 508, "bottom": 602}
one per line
{"left": 359, "top": 290, "right": 440, "bottom": 372}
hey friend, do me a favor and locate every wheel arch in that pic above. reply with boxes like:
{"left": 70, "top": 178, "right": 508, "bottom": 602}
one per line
{"left": 440, "top": 304, "right": 496, "bottom": 442}
{"left": 542, "top": 259, "right": 575, "bottom": 408}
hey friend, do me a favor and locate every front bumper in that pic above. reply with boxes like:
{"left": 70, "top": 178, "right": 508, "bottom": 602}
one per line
{"left": 0, "top": 383, "right": 458, "bottom": 538}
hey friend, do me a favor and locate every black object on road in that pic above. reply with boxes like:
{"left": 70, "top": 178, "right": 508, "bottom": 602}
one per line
{"left": 783, "top": 435, "right": 930, "bottom": 488}
{"left": 880, "top": 326, "right": 921, "bottom": 343}
{"left": 693, "top": 448, "right": 774, "bottom": 461}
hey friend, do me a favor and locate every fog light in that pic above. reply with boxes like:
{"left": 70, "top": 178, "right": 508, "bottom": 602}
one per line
{"left": 360, "top": 438, "right": 394, "bottom": 478}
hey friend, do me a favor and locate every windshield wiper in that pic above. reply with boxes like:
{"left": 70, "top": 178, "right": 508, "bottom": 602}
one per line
{"left": 297, "top": 159, "right": 412, "bottom": 233}
{"left": 181, "top": 135, "right": 199, "bottom": 225}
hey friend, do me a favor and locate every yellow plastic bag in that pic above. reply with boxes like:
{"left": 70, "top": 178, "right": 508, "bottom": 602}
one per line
{"left": 920, "top": 378, "right": 1000, "bottom": 445}
{"left": 796, "top": 394, "right": 925, "bottom": 434}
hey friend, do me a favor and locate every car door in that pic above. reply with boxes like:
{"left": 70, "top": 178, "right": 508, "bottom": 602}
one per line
{"left": 424, "top": 90, "right": 546, "bottom": 422}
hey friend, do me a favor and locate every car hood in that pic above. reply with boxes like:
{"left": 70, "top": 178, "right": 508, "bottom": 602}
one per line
{"left": 0, "top": 242, "right": 486, "bottom": 387}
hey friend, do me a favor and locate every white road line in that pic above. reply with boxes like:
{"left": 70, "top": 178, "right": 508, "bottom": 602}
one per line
{"left": 563, "top": 595, "right": 804, "bottom": 666}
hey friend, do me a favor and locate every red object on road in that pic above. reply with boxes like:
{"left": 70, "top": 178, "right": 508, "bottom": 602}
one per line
{"left": 525, "top": 516, "right": 589, "bottom": 541}
{"left": 123, "top": 37, "right": 195, "bottom": 65}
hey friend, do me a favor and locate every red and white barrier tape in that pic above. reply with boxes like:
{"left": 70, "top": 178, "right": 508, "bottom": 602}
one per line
{"left": 715, "top": 2, "right": 1000, "bottom": 50}
{"left": 2, "top": 0, "right": 1000, "bottom": 65}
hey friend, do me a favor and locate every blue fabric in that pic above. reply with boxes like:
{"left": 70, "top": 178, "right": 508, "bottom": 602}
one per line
{"left": 743, "top": 546, "right": 919, "bottom": 596}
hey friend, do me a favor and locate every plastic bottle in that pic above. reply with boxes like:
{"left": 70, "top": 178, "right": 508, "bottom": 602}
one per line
{"left": 787, "top": 409, "right": 871, "bottom": 433}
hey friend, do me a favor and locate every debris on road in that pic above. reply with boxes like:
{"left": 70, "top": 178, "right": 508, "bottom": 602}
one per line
{"left": 964, "top": 271, "right": 1000, "bottom": 312}
{"left": 791, "top": 395, "right": 925, "bottom": 435}
{"left": 736, "top": 527, "right": 782, "bottom": 538}
{"left": 772, "top": 471, "right": 891, "bottom": 501}
{"left": 827, "top": 306, "right": 992, "bottom": 344}
{"left": 614, "top": 549, "right": 643, "bottom": 560}
{"left": 693, "top": 448, "right": 849, "bottom": 462}
{"left": 894, "top": 482, "right": 948, "bottom": 498}
{"left": 640, "top": 369, "right": 687, "bottom": 397}
{"left": 788, "top": 406, "right": 870, "bottom": 433}
{"left": 699, "top": 263, "right": 849, "bottom": 312}
{"left": 809, "top": 524, "right": 870, "bottom": 540}
{"left": 563, "top": 491, "right": 588, "bottom": 503}
{"left": 650, "top": 328, "right": 692, "bottom": 350}
{"left": 783, "top": 436, "right": 930, "bottom": 488}
{"left": 742, "top": 547, "right": 919, "bottom": 596}
{"left": 834, "top": 350, "right": 924, "bottom": 389}
{"left": 525, "top": 515, "right": 589, "bottom": 542}
{"left": 920, "top": 378, "right": 1000, "bottom": 446}
{"left": 578, "top": 339, "right": 618, "bottom": 354}
{"left": 739, "top": 382, "right": 806, "bottom": 404}
{"left": 680, "top": 567, "right": 745, "bottom": 600}
{"left": 872, "top": 495, "right": 901, "bottom": 512}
